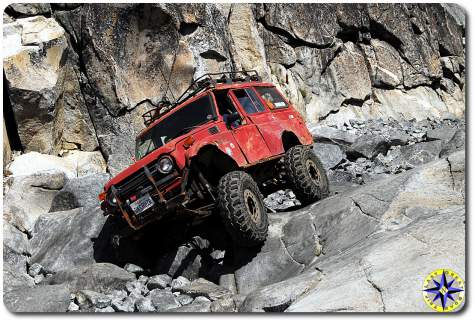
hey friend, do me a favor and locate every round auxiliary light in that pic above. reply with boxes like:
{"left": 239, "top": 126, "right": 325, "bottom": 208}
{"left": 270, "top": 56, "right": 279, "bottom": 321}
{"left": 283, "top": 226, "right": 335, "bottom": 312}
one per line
{"left": 158, "top": 155, "right": 174, "bottom": 174}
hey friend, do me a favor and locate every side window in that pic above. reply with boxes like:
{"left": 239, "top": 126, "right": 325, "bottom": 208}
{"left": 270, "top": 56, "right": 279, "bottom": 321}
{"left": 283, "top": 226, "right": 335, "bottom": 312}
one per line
{"left": 246, "top": 89, "right": 266, "bottom": 112}
{"left": 215, "top": 90, "right": 238, "bottom": 116}
{"left": 214, "top": 90, "right": 242, "bottom": 129}
{"left": 233, "top": 89, "right": 265, "bottom": 114}
{"left": 255, "top": 87, "right": 289, "bottom": 109}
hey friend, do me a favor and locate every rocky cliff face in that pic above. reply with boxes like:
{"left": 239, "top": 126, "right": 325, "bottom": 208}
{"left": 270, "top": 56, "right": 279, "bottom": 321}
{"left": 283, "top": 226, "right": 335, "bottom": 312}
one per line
{"left": 2, "top": 3, "right": 466, "bottom": 313}
{"left": 3, "top": 3, "right": 465, "bottom": 172}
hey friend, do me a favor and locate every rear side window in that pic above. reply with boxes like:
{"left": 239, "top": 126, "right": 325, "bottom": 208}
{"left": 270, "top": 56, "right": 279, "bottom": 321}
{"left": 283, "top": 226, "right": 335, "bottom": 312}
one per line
{"left": 255, "top": 87, "right": 289, "bottom": 109}
{"left": 233, "top": 89, "right": 265, "bottom": 114}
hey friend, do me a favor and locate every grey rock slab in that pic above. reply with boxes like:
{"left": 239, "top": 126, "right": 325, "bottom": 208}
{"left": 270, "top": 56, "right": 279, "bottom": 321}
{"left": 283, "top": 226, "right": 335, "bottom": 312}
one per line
{"left": 233, "top": 214, "right": 306, "bottom": 295}
{"left": 426, "top": 126, "right": 457, "bottom": 143}
{"left": 95, "top": 306, "right": 115, "bottom": 313}
{"left": 440, "top": 129, "right": 464, "bottom": 157}
{"left": 240, "top": 270, "right": 321, "bottom": 312}
{"left": 168, "top": 301, "right": 211, "bottom": 312}
{"left": 4, "top": 284, "right": 71, "bottom": 312}
{"left": 173, "top": 278, "right": 232, "bottom": 301}
{"left": 124, "top": 263, "right": 146, "bottom": 275}
{"left": 170, "top": 276, "right": 191, "bottom": 291}
{"left": 310, "top": 125, "right": 358, "bottom": 145}
{"left": 176, "top": 294, "right": 194, "bottom": 306}
{"left": 135, "top": 297, "right": 155, "bottom": 312}
{"left": 149, "top": 289, "right": 181, "bottom": 312}
{"left": 210, "top": 297, "right": 236, "bottom": 312}
{"left": 77, "top": 290, "right": 111, "bottom": 309}
{"left": 45, "top": 262, "right": 135, "bottom": 294}
{"left": 313, "top": 143, "right": 345, "bottom": 170}
{"left": 3, "top": 263, "right": 35, "bottom": 294}
{"left": 28, "top": 206, "right": 107, "bottom": 273}
{"left": 49, "top": 173, "right": 111, "bottom": 212}
{"left": 147, "top": 274, "right": 172, "bottom": 290}
{"left": 111, "top": 296, "right": 135, "bottom": 312}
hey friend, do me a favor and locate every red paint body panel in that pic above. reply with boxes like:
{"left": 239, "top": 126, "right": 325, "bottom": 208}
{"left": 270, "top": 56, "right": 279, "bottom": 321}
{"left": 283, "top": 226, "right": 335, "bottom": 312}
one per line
{"left": 103, "top": 82, "right": 313, "bottom": 193}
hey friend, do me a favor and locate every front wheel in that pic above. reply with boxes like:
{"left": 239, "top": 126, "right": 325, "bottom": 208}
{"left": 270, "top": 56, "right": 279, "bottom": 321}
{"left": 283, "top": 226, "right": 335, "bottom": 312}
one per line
{"left": 217, "top": 171, "right": 268, "bottom": 247}
{"left": 284, "top": 145, "right": 329, "bottom": 205}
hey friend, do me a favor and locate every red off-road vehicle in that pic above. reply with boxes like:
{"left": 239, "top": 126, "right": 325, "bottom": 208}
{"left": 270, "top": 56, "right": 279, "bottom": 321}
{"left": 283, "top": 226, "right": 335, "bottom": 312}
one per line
{"left": 99, "top": 71, "right": 329, "bottom": 246}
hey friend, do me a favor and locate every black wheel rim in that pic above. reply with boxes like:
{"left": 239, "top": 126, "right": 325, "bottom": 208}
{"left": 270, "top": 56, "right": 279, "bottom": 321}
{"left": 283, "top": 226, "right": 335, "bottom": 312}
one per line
{"left": 244, "top": 189, "right": 261, "bottom": 224}
{"left": 306, "top": 159, "right": 321, "bottom": 186}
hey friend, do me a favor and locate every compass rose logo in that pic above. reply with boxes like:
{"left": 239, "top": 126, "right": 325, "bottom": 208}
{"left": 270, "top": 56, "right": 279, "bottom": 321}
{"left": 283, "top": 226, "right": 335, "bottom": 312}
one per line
{"left": 423, "top": 269, "right": 465, "bottom": 312}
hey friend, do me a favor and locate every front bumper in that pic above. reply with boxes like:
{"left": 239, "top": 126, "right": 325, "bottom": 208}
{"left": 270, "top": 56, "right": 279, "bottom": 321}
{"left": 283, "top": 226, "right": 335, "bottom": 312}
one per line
{"left": 104, "top": 168, "right": 184, "bottom": 230}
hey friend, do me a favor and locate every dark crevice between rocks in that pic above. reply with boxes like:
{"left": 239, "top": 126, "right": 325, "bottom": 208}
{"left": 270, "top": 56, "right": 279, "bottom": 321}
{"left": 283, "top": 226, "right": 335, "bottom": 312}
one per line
{"left": 320, "top": 45, "right": 343, "bottom": 76}
{"left": 350, "top": 198, "right": 380, "bottom": 222}
{"left": 318, "top": 108, "right": 340, "bottom": 122}
{"left": 263, "top": 300, "right": 292, "bottom": 312}
{"left": 52, "top": 10, "right": 111, "bottom": 165}
{"left": 279, "top": 238, "right": 305, "bottom": 268}
{"left": 446, "top": 157, "right": 456, "bottom": 191}
{"left": 4, "top": 5, "right": 52, "bottom": 19}
{"left": 361, "top": 261, "right": 386, "bottom": 312}
{"left": 340, "top": 95, "right": 370, "bottom": 108}
{"left": 179, "top": 22, "right": 200, "bottom": 36}
{"left": 200, "top": 50, "right": 228, "bottom": 62}
{"left": 257, "top": 17, "right": 335, "bottom": 49}
{"left": 3, "top": 72, "right": 23, "bottom": 153}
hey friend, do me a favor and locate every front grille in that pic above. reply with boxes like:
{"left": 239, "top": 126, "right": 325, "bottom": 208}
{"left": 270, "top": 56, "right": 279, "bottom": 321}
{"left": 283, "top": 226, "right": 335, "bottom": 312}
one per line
{"left": 115, "top": 162, "right": 164, "bottom": 199}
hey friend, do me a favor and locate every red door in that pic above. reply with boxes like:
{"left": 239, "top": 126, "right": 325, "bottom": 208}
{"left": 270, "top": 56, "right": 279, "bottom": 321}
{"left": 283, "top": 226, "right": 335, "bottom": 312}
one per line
{"left": 227, "top": 90, "right": 273, "bottom": 164}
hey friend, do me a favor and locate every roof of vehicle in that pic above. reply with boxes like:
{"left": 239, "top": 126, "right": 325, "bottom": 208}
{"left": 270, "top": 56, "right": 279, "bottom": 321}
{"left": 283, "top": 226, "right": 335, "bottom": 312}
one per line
{"left": 138, "top": 70, "right": 275, "bottom": 138}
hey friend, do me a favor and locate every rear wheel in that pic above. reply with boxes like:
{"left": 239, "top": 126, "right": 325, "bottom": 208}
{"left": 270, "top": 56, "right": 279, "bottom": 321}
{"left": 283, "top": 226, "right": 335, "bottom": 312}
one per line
{"left": 284, "top": 145, "right": 329, "bottom": 204}
{"left": 217, "top": 171, "right": 268, "bottom": 247}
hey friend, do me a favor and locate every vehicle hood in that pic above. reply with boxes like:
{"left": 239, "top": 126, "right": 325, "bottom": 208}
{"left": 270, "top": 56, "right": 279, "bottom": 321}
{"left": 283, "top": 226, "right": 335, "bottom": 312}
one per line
{"left": 103, "top": 143, "right": 176, "bottom": 192}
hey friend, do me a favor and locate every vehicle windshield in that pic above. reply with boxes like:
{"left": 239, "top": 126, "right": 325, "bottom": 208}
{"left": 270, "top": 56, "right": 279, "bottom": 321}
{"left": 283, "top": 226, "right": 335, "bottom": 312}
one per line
{"left": 135, "top": 94, "right": 215, "bottom": 159}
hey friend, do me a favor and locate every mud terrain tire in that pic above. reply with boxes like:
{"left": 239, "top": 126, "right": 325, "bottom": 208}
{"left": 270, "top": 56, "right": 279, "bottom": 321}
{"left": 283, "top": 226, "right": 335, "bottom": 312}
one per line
{"left": 284, "top": 145, "right": 329, "bottom": 205}
{"left": 217, "top": 171, "right": 268, "bottom": 247}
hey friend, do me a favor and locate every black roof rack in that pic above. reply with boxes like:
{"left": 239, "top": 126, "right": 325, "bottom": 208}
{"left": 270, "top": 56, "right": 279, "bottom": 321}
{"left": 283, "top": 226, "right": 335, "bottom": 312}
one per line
{"left": 142, "top": 70, "right": 261, "bottom": 127}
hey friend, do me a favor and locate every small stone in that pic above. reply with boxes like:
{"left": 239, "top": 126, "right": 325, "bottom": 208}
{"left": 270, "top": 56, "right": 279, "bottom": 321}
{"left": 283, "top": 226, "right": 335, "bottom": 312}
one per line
{"left": 193, "top": 296, "right": 212, "bottom": 303}
{"left": 124, "top": 263, "right": 145, "bottom": 275}
{"left": 171, "top": 276, "right": 191, "bottom": 291}
{"left": 149, "top": 289, "right": 181, "bottom": 312}
{"left": 111, "top": 297, "right": 135, "bottom": 312}
{"left": 28, "top": 263, "right": 44, "bottom": 277}
{"left": 210, "top": 297, "right": 236, "bottom": 312}
{"left": 176, "top": 294, "right": 193, "bottom": 306}
{"left": 138, "top": 275, "right": 149, "bottom": 284}
{"left": 174, "top": 278, "right": 233, "bottom": 301}
{"left": 78, "top": 290, "right": 112, "bottom": 309}
{"left": 67, "top": 302, "right": 80, "bottom": 312}
{"left": 147, "top": 274, "right": 172, "bottom": 290}
{"left": 126, "top": 280, "right": 149, "bottom": 296}
{"left": 34, "top": 274, "right": 44, "bottom": 284}
{"left": 136, "top": 297, "right": 155, "bottom": 312}
{"left": 107, "top": 289, "right": 127, "bottom": 301}
{"left": 95, "top": 306, "right": 115, "bottom": 313}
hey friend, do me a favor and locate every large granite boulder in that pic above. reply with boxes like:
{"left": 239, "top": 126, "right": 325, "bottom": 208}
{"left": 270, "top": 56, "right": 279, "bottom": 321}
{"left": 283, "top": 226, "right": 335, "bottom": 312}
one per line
{"left": 28, "top": 207, "right": 108, "bottom": 273}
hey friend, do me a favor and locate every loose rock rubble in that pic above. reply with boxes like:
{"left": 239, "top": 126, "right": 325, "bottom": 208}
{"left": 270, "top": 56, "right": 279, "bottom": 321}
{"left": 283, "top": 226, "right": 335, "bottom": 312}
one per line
{"left": 63, "top": 267, "right": 238, "bottom": 313}
{"left": 263, "top": 117, "right": 464, "bottom": 211}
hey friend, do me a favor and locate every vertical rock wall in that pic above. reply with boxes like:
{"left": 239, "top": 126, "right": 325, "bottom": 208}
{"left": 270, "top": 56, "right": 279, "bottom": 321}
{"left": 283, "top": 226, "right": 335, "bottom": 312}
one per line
{"left": 2, "top": 3, "right": 465, "bottom": 172}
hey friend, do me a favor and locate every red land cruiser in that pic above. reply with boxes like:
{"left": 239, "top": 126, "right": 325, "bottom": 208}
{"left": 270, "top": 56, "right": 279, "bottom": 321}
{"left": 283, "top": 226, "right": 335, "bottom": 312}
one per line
{"left": 99, "top": 71, "right": 329, "bottom": 246}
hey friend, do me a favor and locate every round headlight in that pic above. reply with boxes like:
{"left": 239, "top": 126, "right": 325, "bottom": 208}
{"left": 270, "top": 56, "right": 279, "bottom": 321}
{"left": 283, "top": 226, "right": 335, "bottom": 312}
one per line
{"left": 158, "top": 155, "right": 174, "bottom": 174}
{"left": 107, "top": 193, "right": 117, "bottom": 206}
